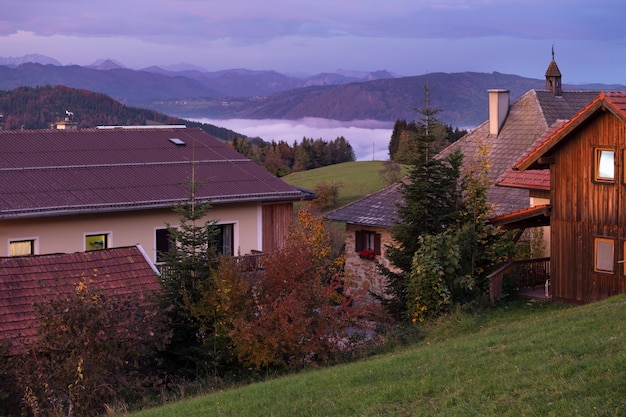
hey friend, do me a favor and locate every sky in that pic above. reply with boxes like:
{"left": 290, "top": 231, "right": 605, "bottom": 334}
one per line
{"left": 1, "top": 1, "right": 625, "bottom": 85}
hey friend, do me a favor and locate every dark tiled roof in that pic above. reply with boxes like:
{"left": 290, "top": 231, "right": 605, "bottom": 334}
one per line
{"left": 439, "top": 90, "right": 598, "bottom": 215}
{"left": 328, "top": 89, "right": 600, "bottom": 225}
{"left": 0, "top": 127, "right": 306, "bottom": 218}
{"left": 516, "top": 92, "right": 626, "bottom": 171}
{"left": 326, "top": 182, "right": 402, "bottom": 228}
{"left": 0, "top": 245, "right": 160, "bottom": 354}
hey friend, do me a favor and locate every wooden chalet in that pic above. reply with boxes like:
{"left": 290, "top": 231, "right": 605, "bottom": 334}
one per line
{"left": 493, "top": 92, "right": 626, "bottom": 304}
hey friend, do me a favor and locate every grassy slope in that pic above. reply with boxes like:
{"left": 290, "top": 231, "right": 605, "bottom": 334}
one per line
{"left": 124, "top": 296, "right": 626, "bottom": 417}
{"left": 282, "top": 161, "right": 402, "bottom": 209}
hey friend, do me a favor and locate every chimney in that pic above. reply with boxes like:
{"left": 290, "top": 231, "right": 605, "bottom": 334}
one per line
{"left": 55, "top": 110, "right": 78, "bottom": 130}
{"left": 488, "top": 89, "right": 510, "bottom": 136}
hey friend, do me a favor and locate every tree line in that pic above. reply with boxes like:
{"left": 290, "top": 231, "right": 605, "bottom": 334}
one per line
{"left": 388, "top": 118, "right": 467, "bottom": 164}
{"left": 229, "top": 135, "right": 356, "bottom": 176}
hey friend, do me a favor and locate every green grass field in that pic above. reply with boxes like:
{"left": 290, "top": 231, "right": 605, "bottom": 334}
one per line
{"left": 282, "top": 161, "right": 406, "bottom": 209}
{"left": 123, "top": 296, "right": 626, "bottom": 417}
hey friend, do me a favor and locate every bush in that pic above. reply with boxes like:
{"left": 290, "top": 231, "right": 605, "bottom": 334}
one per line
{"left": 7, "top": 277, "right": 169, "bottom": 417}
{"left": 211, "top": 209, "right": 368, "bottom": 370}
{"left": 309, "top": 181, "right": 341, "bottom": 211}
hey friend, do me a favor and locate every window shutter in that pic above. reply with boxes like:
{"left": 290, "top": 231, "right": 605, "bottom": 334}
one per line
{"left": 374, "top": 233, "right": 381, "bottom": 255}
{"left": 355, "top": 231, "right": 364, "bottom": 252}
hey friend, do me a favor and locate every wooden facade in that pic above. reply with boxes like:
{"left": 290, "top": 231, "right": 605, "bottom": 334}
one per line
{"left": 262, "top": 202, "right": 295, "bottom": 253}
{"left": 517, "top": 92, "right": 626, "bottom": 303}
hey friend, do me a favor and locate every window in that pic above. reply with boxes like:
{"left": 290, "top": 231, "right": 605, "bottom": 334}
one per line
{"left": 595, "top": 148, "right": 615, "bottom": 181}
{"left": 216, "top": 224, "right": 234, "bottom": 256}
{"left": 355, "top": 230, "right": 381, "bottom": 255}
{"left": 85, "top": 233, "right": 108, "bottom": 251}
{"left": 156, "top": 228, "right": 171, "bottom": 263}
{"left": 155, "top": 224, "right": 234, "bottom": 262}
{"left": 594, "top": 237, "right": 614, "bottom": 273}
{"left": 9, "top": 239, "right": 35, "bottom": 256}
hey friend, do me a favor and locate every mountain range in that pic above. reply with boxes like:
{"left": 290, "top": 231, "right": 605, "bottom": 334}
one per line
{"left": 1, "top": 54, "right": 624, "bottom": 128}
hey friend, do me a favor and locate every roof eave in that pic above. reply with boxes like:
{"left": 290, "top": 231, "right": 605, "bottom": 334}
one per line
{"left": 0, "top": 192, "right": 307, "bottom": 219}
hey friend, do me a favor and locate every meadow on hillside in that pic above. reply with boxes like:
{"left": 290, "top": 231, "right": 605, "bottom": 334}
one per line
{"left": 122, "top": 295, "right": 626, "bottom": 417}
{"left": 283, "top": 160, "right": 407, "bottom": 209}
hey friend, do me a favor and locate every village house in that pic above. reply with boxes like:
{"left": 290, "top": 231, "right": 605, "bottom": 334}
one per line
{"left": 0, "top": 125, "right": 309, "bottom": 264}
{"left": 0, "top": 245, "right": 161, "bottom": 354}
{"left": 492, "top": 92, "right": 626, "bottom": 304}
{"left": 327, "top": 54, "right": 599, "bottom": 301}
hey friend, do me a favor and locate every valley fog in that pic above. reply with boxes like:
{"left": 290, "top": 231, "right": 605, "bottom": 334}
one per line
{"left": 196, "top": 118, "right": 393, "bottom": 161}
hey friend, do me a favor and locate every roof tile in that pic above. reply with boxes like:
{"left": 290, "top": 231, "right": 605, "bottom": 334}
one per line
{"left": 0, "top": 245, "right": 160, "bottom": 354}
{"left": 0, "top": 127, "right": 305, "bottom": 218}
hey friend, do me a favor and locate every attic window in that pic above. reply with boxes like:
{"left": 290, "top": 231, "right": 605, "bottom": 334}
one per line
{"left": 169, "top": 138, "right": 186, "bottom": 147}
{"left": 594, "top": 148, "right": 614, "bottom": 182}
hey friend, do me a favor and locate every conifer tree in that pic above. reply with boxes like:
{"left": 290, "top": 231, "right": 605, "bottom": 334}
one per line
{"left": 380, "top": 83, "right": 464, "bottom": 319}
{"left": 159, "top": 167, "right": 222, "bottom": 376}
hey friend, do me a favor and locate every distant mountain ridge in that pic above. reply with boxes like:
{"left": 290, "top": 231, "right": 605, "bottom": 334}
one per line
{"left": 1, "top": 54, "right": 623, "bottom": 128}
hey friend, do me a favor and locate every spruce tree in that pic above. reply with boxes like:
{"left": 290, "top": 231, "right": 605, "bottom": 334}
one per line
{"left": 159, "top": 168, "right": 222, "bottom": 377}
{"left": 380, "top": 83, "right": 464, "bottom": 319}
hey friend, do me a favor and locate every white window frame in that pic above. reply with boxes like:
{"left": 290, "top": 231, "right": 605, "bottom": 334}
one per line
{"left": 84, "top": 231, "right": 112, "bottom": 251}
{"left": 594, "top": 148, "right": 615, "bottom": 182}
{"left": 8, "top": 237, "right": 38, "bottom": 256}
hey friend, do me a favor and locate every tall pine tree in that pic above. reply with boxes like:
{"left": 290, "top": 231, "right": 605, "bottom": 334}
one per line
{"left": 159, "top": 165, "right": 222, "bottom": 377}
{"left": 380, "top": 82, "right": 464, "bottom": 319}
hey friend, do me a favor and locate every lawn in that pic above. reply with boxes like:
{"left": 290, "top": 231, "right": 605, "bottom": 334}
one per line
{"left": 282, "top": 161, "right": 406, "bottom": 209}
{"left": 123, "top": 295, "right": 626, "bottom": 417}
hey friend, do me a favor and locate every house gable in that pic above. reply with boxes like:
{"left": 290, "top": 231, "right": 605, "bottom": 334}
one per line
{"left": 512, "top": 92, "right": 626, "bottom": 303}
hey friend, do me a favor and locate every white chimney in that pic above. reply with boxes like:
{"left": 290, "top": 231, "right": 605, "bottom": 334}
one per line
{"left": 488, "top": 89, "right": 510, "bottom": 136}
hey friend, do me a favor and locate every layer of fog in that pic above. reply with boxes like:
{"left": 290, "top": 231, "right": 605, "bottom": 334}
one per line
{"left": 195, "top": 118, "right": 394, "bottom": 161}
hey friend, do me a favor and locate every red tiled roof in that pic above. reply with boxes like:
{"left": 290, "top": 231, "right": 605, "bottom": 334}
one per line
{"left": 497, "top": 168, "right": 550, "bottom": 191}
{"left": 0, "top": 245, "right": 160, "bottom": 354}
{"left": 489, "top": 204, "right": 551, "bottom": 230}
{"left": 0, "top": 127, "right": 306, "bottom": 218}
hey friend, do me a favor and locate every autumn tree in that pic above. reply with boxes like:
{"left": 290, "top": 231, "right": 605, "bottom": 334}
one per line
{"left": 211, "top": 209, "right": 366, "bottom": 370}
{"left": 9, "top": 277, "right": 167, "bottom": 417}
{"left": 309, "top": 181, "right": 342, "bottom": 212}
{"left": 379, "top": 160, "right": 403, "bottom": 186}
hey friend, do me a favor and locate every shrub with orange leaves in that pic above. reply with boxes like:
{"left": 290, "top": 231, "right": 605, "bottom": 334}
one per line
{"left": 213, "top": 209, "right": 366, "bottom": 370}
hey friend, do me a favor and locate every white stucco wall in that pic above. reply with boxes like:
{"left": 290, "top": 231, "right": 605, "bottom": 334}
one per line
{"left": 1, "top": 202, "right": 263, "bottom": 263}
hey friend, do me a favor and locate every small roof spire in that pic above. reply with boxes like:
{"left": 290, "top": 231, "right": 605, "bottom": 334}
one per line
{"left": 545, "top": 46, "right": 562, "bottom": 96}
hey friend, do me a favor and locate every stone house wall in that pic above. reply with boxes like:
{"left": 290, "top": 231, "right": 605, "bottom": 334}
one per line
{"left": 343, "top": 223, "right": 399, "bottom": 301}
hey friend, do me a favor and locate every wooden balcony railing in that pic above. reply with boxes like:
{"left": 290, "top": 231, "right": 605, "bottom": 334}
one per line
{"left": 487, "top": 257, "right": 550, "bottom": 304}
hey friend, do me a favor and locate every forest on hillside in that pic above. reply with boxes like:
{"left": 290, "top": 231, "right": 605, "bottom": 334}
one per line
{"left": 0, "top": 85, "right": 241, "bottom": 140}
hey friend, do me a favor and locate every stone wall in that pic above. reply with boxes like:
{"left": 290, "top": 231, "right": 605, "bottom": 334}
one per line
{"left": 343, "top": 223, "right": 399, "bottom": 301}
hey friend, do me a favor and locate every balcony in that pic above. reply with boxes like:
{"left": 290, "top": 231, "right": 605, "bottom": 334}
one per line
{"left": 488, "top": 257, "right": 551, "bottom": 304}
